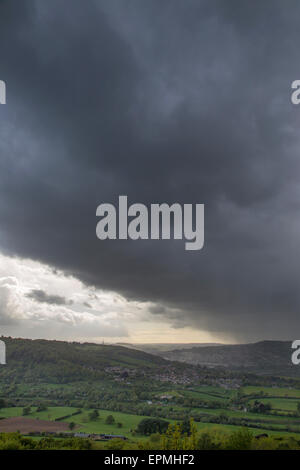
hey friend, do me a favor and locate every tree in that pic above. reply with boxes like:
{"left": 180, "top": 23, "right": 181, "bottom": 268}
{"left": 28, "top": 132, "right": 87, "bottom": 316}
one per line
{"left": 226, "top": 428, "right": 253, "bottom": 450}
{"left": 37, "top": 404, "right": 47, "bottom": 412}
{"left": 89, "top": 409, "right": 99, "bottom": 421}
{"left": 197, "top": 432, "right": 220, "bottom": 450}
{"left": 105, "top": 415, "right": 115, "bottom": 425}
{"left": 164, "top": 423, "right": 182, "bottom": 450}
{"left": 105, "top": 438, "right": 126, "bottom": 450}
{"left": 150, "top": 433, "right": 161, "bottom": 443}
{"left": 0, "top": 399, "right": 5, "bottom": 410}
{"left": 137, "top": 418, "right": 169, "bottom": 435}
{"left": 117, "top": 422, "right": 123, "bottom": 428}
{"left": 250, "top": 401, "right": 272, "bottom": 414}
{"left": 69, "top": 422, "right": 76, "bottom": 431}
{"left": 181, "top": 418, "right": 191, "bottom": 436}
{"left": 22, "top": 406, "right": 31, "bottom": 416}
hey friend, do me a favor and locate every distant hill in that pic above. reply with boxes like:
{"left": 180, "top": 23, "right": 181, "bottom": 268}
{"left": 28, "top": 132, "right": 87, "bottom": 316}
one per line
{"left": 0, "top": 336, "right": 168, "bottom": 384}
{"left": 1, "top": 337, "right": 300, "bottom": 413}
{"left": 116, "top": 342, "right": 221, "bottom": 354}
{"left": 157, "top": 340, "right": 299, "bottom": 377}
{"left": 0, "top": 337, "right": 299, "bottom": 385}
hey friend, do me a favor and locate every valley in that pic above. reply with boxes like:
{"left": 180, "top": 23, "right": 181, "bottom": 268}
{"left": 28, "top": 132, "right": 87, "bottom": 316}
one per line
{"left": 0, "top": 336, "right": 300, "bottom": 448}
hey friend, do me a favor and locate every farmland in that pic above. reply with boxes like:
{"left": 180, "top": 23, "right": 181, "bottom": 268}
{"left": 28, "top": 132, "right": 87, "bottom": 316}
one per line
{"left": 0, "top": 407, "right": 148, "bottom": 438}
{"left": 0, "top": 401, "right": 300, "bottom": 443}
{"left": 0, "top": 416, "right": 70, "bottom": 433}
{"left": 0, "top": 337, "right": 300, "bottom": 448}
{"left": 1, "top": 381, "right": 300, "bottom": 441}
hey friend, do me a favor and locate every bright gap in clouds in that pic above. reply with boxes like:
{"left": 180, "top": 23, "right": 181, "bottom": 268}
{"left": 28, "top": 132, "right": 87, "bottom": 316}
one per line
{"left": 0, "top": 252, "right": 221, "bottom": 344}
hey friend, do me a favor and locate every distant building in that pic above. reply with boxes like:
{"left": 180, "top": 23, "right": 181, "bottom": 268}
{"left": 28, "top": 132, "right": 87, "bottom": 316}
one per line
{"left": 74, "top": 432, "right": 90, "bottom": 438}
{"left": 159, "top": 394, "right": 173, "bottom": 400}
{"left": 74, "top": 432, "right": 127, "bottom": 441}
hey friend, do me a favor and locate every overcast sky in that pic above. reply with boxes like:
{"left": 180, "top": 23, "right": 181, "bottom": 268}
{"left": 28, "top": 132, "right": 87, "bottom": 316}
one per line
{"left": 0, "top": 0, "right": 300, "bottom": 343}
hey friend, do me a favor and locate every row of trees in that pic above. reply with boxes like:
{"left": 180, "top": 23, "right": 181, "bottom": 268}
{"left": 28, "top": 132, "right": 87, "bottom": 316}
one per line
{"left": 138, "top": 420, "right": 300, "bottom": 450}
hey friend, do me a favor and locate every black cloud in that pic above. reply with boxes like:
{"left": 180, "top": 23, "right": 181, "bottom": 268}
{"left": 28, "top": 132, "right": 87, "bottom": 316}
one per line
{"left": 0, "top": 0, "right": 300, "bottom": 340}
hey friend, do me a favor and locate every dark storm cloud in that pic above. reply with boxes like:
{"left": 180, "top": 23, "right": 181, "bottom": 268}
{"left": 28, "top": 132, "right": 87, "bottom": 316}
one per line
{"left": 26, "top": 289, "right": 70, "bottom": 306}
{"left": 1, "top": 0, "right": 300, "bottom": 340}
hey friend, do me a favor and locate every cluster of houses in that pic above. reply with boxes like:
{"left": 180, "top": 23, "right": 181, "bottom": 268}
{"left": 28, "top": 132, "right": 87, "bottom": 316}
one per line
{"left": 154, "top": 369, "right": 193, "bottom": 385}
{"left": 214, "top": 378, "right": 241, "bottom": 389}
{"left": 104, "top": 366, "right": 138, "bottom": 383}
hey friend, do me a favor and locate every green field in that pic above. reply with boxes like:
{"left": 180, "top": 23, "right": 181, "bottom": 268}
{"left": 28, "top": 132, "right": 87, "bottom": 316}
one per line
{"left": 243, "top": 386, "right": 300, "bottom": 398}
{"left": 1, "top": 337, "right": 300, "bottom": 449}
{"left": 249, "top": 398, "right": 300, "bottom": 412}
{"left": 0, "top": 407, "right": 156, "bottom": 440}
{"left": 1, "top": 405, "right": 300, "bottom": 441}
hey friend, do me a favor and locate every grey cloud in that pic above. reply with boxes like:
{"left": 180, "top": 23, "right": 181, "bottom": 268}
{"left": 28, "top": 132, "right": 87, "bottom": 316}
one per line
{"left": 83, "top": 302, "right": 92, "bottom": 309}
{"left": 0, "top": 0, "right": 300, "bottom": 340}
{"left": 0, "top": 281, "right": 18, "bottom": 326}
{"left": 26, "top": 289, "right": 71, "bottom": 306}
{"left": 148, "top": 305, "right": 167, "bottom": 315}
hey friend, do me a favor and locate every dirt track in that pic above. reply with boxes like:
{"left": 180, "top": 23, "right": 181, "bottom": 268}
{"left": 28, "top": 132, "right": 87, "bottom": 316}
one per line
{"left": 0, "top": 417, "right": 70, "bottom": 433}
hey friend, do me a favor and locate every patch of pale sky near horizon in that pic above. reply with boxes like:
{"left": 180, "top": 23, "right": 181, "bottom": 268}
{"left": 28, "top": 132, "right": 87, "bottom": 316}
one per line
{"left": 0, "top": 251, "right": 232, "bottom": 344}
